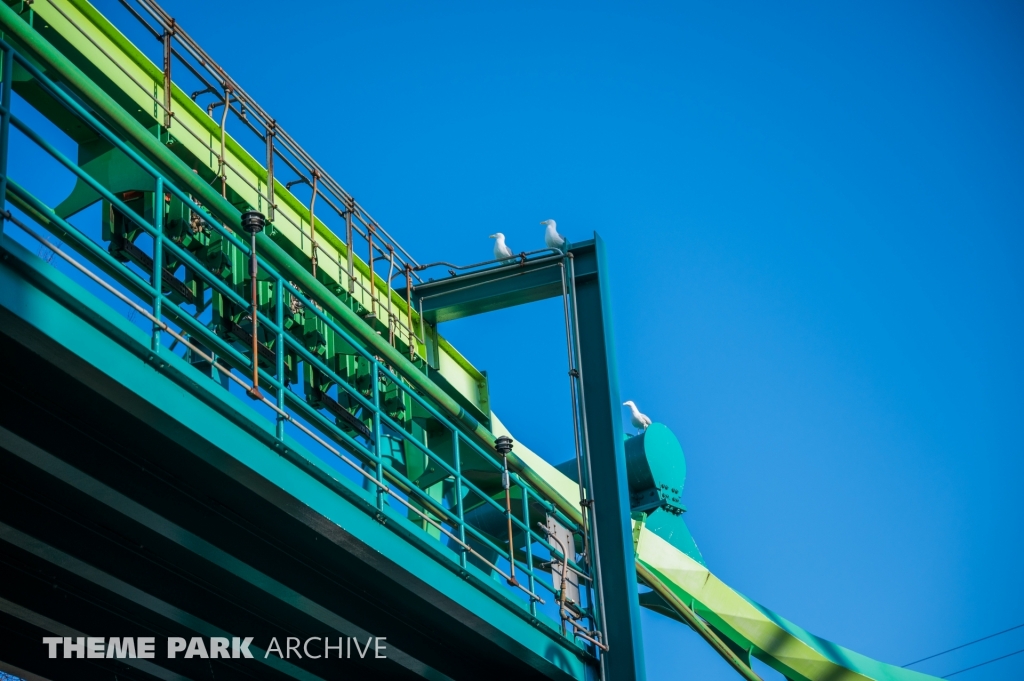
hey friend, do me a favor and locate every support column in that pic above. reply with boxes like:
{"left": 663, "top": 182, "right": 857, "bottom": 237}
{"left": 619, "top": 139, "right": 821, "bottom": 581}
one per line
{"left": 574, "top": 233, "right": 645, "bottom": 681}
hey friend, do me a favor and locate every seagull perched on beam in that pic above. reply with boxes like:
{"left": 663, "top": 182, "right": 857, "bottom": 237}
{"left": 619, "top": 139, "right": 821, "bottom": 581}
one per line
{"left": 490, "top": 232, "right": 514, "bottom": 262}
{"left": 541, "top": 219, "right": 565, "bottom": 250}
{"left": 623, "top": 400, "right": 652, "bottom": 433}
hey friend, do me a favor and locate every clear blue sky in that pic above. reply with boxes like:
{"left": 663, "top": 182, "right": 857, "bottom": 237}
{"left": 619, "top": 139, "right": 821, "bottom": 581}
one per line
{"left": 67, "top": 0, "right": 1024, "bottom": 677}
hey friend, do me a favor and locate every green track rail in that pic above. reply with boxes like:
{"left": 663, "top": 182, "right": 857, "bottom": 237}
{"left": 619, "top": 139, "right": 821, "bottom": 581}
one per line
{"left": 0, "top": 1, "right": 941, "bottom": 679}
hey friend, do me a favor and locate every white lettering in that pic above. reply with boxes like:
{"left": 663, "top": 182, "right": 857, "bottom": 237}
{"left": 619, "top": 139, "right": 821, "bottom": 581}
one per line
{"left": 234, "top": 636, "right": 254, "bottom": 659}
{"left": 209, "top": 637, "right": 230, "bottom": 659}
{"left": 138, "top": 638, "right": 155, "bottom": 659}
{"left": 184, "top": 637, "right": 209, "bottom": 659}
{"left": 86, "top": 638, "right": 105, "bottom": 658}
{"left": 375, "top": 637, "right": 387, "bottom": 659}
{"left": 106, "top": 638, "right": 136, "bottom": 658}
{"left": 64, "top": 637, "right": 84, "bottom": 658}
{"left": 303, "top": 637, "right": 321, "bottom": 659}
{"left": 352, "top": 637, "right": 372, "bottom": 659}
{"left": 324, "top": 637, "right": 343, "bottom": 658}
{"left": 42, "top": 637, "right": 61, "bottom": 658}
{"left": 264, "top": 637, "right": 282, "bottom": 658}
{"left": 167, "top": 637, "right": 186, "bottom": 658}
{"left": 285, "top": 637, "right": 301, "bottom": 659}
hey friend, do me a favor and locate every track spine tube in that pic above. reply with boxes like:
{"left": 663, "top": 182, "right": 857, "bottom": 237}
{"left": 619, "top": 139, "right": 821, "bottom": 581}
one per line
{"left": 0, "top": 1, "right": 583, "bottom": 527}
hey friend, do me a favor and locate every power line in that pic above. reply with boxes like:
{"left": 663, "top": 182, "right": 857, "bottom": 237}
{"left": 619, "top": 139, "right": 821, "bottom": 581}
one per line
{"left": 903, "top": 623, "right": 1024, "bottom": 667}
{"left": 942, "top": 647, "right": 1024, "bottom": 678}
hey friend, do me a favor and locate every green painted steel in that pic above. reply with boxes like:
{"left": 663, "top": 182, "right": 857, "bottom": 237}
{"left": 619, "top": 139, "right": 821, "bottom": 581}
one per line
{"left": 624, "top": 428, "right": 938, "bottom": 681}
{"left": 0, "top": 0, "right": 588, "bottom": 544}
{"left": 0, "top": 228, "right": 593, "bottom": 681}
{"left": 0, "top": 1, "right": 943, "bottom": 680}
{"left": 572, "top": 235, "right": 646, "bottom": 681}
{"left": 0, "top": 6, "right": 608, "bottom": 676}
{"left": 413, "top": 244, "right": 598, "bottom": 324}
{"left": 636, "top": 531, "right": 938, "bottom": 681}
{"left": 414, "top": 237, "right": 649, "bottom": 680}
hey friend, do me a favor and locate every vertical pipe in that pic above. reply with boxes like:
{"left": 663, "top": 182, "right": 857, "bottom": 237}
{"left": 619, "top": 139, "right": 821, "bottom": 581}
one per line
{"left": 218, "top": 86, "right": 229, "bottom": 197}
{"left": 367, "top": 223, "right": 376, "bottom": 319}
{"left": 0, "top": 46, "right": 13, "bottom": 233}
{"left": 560, "top": 260, "right": 591, "bottom": 565}
{"left": 522, "top": 486, "right": 537, "bottom": 617}
{"left": 161, "top": 20, "right": 173, "bottom": 130}
{"left": 501, "top": 449, "right": 518, "bottom": 587}
{"left": 405, "top": 264, "right": 415, "bottom": 361}
{"left": 151, "top": 178, "right": 164, "bottom": 352}
{"left": 265, "top": 121, "right": 276, "bottom": 222}
{"left": 453, "top": 433, "right": 466, "bottom": 569}
{"left": 386, "top": 247, "right": 395, "bottom": 345}
{"left": 371, "top": 361, "right": 384, "bottom": 512}
{"left": 275, "top": 277, "right": 285, "bottom": 440}
{"left": 569, "top": 247, "right": 621, "bottom": 664}
{"left": 241, "top": 211, "right": 265, "bottom": 399}
{"left": 560, "top": 259, "right": 598, "bottom": 634}
{"left": 308, "top": 169, "right": 319, "bottom": 278}
{"left": 345, "top": 205, "right": 354, "bottom": 295}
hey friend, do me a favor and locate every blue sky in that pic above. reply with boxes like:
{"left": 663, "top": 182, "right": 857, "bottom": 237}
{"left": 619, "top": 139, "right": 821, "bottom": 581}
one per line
{"left": 47, "top": 0, "right": 1024, "bottom": 677}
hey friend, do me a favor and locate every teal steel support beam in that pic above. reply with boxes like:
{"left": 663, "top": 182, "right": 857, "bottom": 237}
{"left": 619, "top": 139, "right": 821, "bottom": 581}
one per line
{"left": 0, "top": 43, "right": 12, "bottom": 234}
{"left": 413, "top": 241, "right": 598, "bottom": 323}
{"left": 572, "top": 234, "right": 645, "bottom": 681}
{"left": 0, "top": 235, "right": 594, "bottom": 681}
{"left": 411, "top": 235, "right": 645, "bottom": 680}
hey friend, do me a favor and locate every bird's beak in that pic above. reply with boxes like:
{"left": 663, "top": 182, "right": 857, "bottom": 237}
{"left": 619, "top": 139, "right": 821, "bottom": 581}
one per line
{"left": 488, "top": 234, "right": 496, "bottom": 239}
{"left": 539, "top": 221, "right": 545, "bottom": 225}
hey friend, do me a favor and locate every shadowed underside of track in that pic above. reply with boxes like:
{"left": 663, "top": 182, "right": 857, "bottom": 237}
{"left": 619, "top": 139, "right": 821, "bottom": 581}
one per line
{"left": 0, "top": 241, "right": 584, "bottom": 681}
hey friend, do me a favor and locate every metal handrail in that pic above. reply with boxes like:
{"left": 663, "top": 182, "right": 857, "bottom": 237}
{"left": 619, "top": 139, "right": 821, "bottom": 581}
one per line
{"left": 0, "top": 38, "right": 609, "bottom": 649}
{"left": 48, "top": 0, "right": 424, "bottom": 358}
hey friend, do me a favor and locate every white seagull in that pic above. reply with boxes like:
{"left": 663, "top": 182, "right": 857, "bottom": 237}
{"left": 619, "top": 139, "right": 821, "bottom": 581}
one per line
{"left": 623, "top": 400, "right": 652, "bottom": 433}
{"left": 490, "top": 232, "right": 514, "bottom": 261}
{"left": 541, "top": 219, "right": 565, "bottom": 250}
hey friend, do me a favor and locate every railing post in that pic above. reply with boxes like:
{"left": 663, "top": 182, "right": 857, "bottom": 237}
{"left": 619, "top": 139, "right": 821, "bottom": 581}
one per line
{"left": 522, "top": 485, "right": 537, "bottom": 616}
{"left": 275, "top": 277, "right": 285, "bottom": 440}
{"left": 453, "top": 433, "right": 466, "bottom": 569}
{"left": 495, "top": 435, "right": 519, "bottom": 587}
{"left": 0, "top": 46, "right": 13, "bottom": 234}
{"left": 241, "top": 210, "right": 266, "bottom": 400}
{"left": 367, "top": 223, "right": 376, "bottom": 319}
{"left": 265, "top": 120, "right": 276, "bottom": 221}
{"left": 345, "top": 204, "right": 354, "bottom": 295}
{"left": 218, "top": 85, "right": 230, "bottom": 197}
{"left": 151, "top": 177, "right": 164, "bottom": 352}
{"left": 308, "top": 169, "right": 319, "bottom": 277}
{"left": 371, "top": 360, "right": 384, "bottom": 512}
{"left": 161, "top": 20, "right": 174, "bottom": 130}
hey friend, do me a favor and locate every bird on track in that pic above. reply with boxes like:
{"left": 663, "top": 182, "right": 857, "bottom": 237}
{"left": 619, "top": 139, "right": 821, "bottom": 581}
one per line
{"left": 623, "top": 400, "right": 652, "bottom": 433}
{"left": 490, "top": 232, "right": 514, "bottom": 262}
{"left": 541, "top": 219, "right": 565, "bottom": 250}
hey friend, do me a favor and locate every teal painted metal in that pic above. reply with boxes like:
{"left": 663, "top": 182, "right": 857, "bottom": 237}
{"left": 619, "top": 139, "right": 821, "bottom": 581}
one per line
{"left": 413, "top": 244, "right": 598, "bottom": 324}
{"left": 0, "top": 220, "right": 594, "bottom": 681}
{"left": 0, "top": 44, "right": 11, "bottom": 234}
{"left": 410, "top": 237, "right": 646, "bottom": 679}
{"left": 572, "top": 235, "right": 646, "bottom": 681}
{"left": 0, "top": 15, "right": 603, "bottom": 675}
{"left": 623, "top": 425, "right": 704, "bottom": 565}
{"left": 0, "top": 3, "right": 939, "bottom": 681}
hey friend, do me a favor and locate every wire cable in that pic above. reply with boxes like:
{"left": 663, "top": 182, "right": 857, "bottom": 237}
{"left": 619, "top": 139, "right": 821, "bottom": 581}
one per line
{"left": 941, "top": 647, "right": 1024, "bottom": 678}
{"left": 903, "top": 623, "right": 1024, "bottom": 667}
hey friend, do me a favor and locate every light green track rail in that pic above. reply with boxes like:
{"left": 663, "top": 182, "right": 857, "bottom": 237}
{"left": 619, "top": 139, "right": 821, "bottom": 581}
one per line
{"left": 510, "top": 429, "right": 938, "bottom": 681}
{"left": 3, "top": 1, "right": 940, "bottom": 679}
{"left": 22, "top": 0, "right": 491, "bottom": 420}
